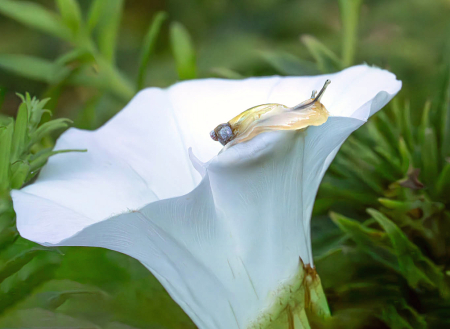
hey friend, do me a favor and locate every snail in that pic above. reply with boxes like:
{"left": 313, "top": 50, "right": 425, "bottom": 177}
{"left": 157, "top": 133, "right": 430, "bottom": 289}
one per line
{"left": 210, "top": 80, "right": 331, "bottom": 150}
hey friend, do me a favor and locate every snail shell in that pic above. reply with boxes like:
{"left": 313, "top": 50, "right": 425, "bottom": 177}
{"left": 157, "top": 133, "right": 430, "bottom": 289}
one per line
{"left": 210, "top": 80, "right": 331, "bottom": 150}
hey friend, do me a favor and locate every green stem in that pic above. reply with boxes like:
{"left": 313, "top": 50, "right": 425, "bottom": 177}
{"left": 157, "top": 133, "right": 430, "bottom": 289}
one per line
{"left": 338, "top": 0, "right": 363, "bottom": 67}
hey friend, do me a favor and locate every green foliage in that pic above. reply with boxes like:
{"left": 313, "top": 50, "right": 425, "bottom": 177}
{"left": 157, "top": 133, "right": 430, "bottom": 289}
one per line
{"left": 169, "top": 22, "right": 197, "bottom": 80}
{"left": 0, "top": 94, "right": 85, "bottom": 320}
{"left": 137, "top": 12, "right": 168, "bottom": 90}
{"left": 338, "top": 0, "right": 363, "bottom": 67}
{"left": 0, "top": 0, "right": 450, "bottom": 328}
{"left": 314, "top": 67, "right": 450, "bottom": 327}
{"left": 0, "top": 0, "right": 71, "bottom": 41}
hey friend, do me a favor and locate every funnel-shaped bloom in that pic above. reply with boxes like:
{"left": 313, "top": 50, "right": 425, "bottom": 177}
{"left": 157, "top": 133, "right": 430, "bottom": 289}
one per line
{"left": 12, "top": 65, "right": 401, "bottom": 328}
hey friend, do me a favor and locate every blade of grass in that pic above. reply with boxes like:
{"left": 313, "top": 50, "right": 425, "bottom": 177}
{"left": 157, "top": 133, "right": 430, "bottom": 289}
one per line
{"left": 170, "top": 22, "right": 197, "bottom": 80}
{"left": 301, "top": 35, "right": 342, "bottom": 73}
{"left": 338, "top": 0, "right": 363, "bottom": 67}
{"left": 0, "top": 0, "right": 71, "bottom": 40}
{"left": 137, "top": 12, "right": 168, "bottom": 91}
{"left": 97, "top": 0, "right": 124, "bottom": 64}
{"left": 55, "top": 0, "right": 82, "bottom": 36}
{"left": 0, "top": 121, "right": 13, "bottom": 193}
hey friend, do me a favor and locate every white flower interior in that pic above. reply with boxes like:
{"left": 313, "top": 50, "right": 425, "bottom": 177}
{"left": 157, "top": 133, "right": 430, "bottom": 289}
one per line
{"left": 11, "top": 65, "right": 401, "bottom": 329}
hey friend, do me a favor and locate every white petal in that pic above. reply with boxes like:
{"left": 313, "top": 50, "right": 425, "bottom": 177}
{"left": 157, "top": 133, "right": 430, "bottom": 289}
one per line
{"left": 12, "top": 65, "right": 401, "bottom": 329}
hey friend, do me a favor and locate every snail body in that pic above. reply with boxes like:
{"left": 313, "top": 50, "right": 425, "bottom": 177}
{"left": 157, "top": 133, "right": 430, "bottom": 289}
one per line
{"left": 210, "top": 80, "right": 331, "bottom": 149}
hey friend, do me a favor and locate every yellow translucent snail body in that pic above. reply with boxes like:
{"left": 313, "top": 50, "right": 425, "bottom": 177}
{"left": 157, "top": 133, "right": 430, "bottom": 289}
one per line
{"left": 210, "top": 80, "right": 331, "bottom": 149}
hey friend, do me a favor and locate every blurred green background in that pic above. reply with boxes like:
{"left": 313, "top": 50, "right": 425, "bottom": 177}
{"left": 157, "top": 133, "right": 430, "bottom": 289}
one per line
{"left": 0, "top": 0, "right": 450, "bottom": 328}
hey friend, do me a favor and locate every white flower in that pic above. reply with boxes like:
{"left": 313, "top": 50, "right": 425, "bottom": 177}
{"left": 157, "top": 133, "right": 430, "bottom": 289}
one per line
{"left": 11, "top": 65, "right": 401, "bottom": 329}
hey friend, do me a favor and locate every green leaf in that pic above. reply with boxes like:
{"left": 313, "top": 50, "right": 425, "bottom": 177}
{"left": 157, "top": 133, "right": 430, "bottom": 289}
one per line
{"left": 87, "top": 0, "right": 107, "bottom": 32}
{"left": 210, "top": 67, "right": 243, "bottom": 79}
{"left": 341, "top": 136, "right": 398, "bottom": 180}
{"left": 0, "top": 252, "right": 61, "bottom": 313}
{"left": 0, "top": 88, "right": 6, "bottom": 112}
{"left": 28, "top": 118, "right": 72, "bottom": 147}
{"left": 0, "top": 225, "right": 18, "bottom": 251}
{"left": 432, "top": 63, "right": 450, "bottom": 158}
{"left": 29, "top": 149, "right": 86, "bottom": 172}
{"left": 367, "top": 208, "right": 446, "bottom": 292}
{"left": 170, "top": 22, "right": 197, "bottom": 80}
{"left": 56, "top": 48, "right": 96, "bottom": 67}
{"left": 418, "top": 100, "right": 431, "bottom": 145}
{"left": 0, "top": 308, "right": 100, "bottom": 329}
{"left": 441, "top": 66, "right": 450, "bottom": 158}
{"left": 399, "top": 137, "right": 412, "bottom": 173}
{"left": 380, "top": 303, "right": 426, "bottom": 329}
{"left": 56, "top": 0, "right": 82, "bottom": 35}
{"left": 0, "top": 54, "right": 70, "bottom": 84}
{"left": 301, "top": 35, "right": 343, "bottom": 73}
{"left": 10, "top": 161, "right": 30, "bottom": 189}
{"left": 436, "top": 163, "right": 450, "bottom": 199}
{"left": 11, "top": 103, "right": 28, "bottom": 162}
{"left": 0, "top": 248, "right": 47, "bottom": 285}
{"left": 0, "top": 121, "right": 13, "bottom": 193}
{"left": 28, "top": 98, "right": 51, "bottom": 132}
{"left": 402, "top": 100, "right": 414, "bottom": 151}
{"left": 330, "top": 212, "right": 400, "bottom": 272}
{"left": 422, "top": 128, "right": 439, "bottom": 185}
{"left": 137, "top": 11, "right": 168, "bottom": 91}
{"left": 333, "top": 155, "right": 385, "bottom": 194}
{"left": 38, "top": 289, "right": 108, "bottom": 310}
{"left": 338, "top": 0, "right": 363, "bottom": 67}
{"left": 259, "top": 51, "right": 320, "bottom": 76}
{"left": 0, "top": 0, "right": 71, "bottom": 40}
{"left": 97, "top": 0, "right": 124, "bottom": 64}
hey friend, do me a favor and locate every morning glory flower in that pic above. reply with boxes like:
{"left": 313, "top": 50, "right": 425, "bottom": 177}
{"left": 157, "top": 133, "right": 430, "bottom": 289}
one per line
{"left": 11, "top": 65, "right": 401, "bottom": 328}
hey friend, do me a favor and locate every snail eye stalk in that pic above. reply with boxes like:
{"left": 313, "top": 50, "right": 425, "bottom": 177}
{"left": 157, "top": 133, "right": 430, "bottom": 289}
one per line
{"left": 292, "top": 79, "right": 331, "bottom": 111}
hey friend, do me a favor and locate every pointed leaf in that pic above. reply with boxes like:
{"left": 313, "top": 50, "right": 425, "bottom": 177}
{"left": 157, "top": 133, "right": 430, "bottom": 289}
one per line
{"left": 39, "top": 289, "right": 108, "bottom": 310}
{"left": 402, "top": 100, "right": 414, "bottom": 151}
{"left": 28, "top": 118, "right": 72, "bottom": 146}
{"left": 10, "top": 161, "right": 30, "bottom": 189}
{"left": 422, "top": 128, "right": 439, "bottom": 184}
{"left": 418, "top": 100, "right": 431, "bottom": 144}
{"left": 380, "top": 304, "right": 426, "bottom": 329}
{"left": 28, "top": 98, "right": 51, "bottom": 132}
{"left": 368, "top": 208, "right": 446, "bottom": 291}
{"left": 0, "top": 0, "right": 71, "bottom": 40}
{"left": 432, "top": 63, "right": 450, "bottom": 157}
{"left": 0, "top": 54, "right": 70, "bottom": 84}
{"left": 170, "top": 22, "right": 197, "bottom": 80}
{"left": 97, "top": 0, "right": 124, "bottom": 63}
{"left": 338, "top": 0, "right": 363, "bottom": 67}
{"left": 56, "top": 0, "right": 82, "bottom": 35}
{"left": 0, "top": 121, "right": 13, "bottom": 193}
{"left": 0, "top": 308, "right": 100, "bottom": 329}
{"left": 399, "top": 137, "right": 412, "bottom": 173}
{"left": 11, "top": 103, "right": 28, "bottom": 162}
{"left": 436, "top": 163, "right": 450, "bottom": 199}
{"left": 29, "top": 149, "right": 86, "bottom": 172}
{"left": 210, "top": 67, "right": 243, "bottom": 79}
{"left": 137, "top": 11, "right": 167, "bottom": 90}
{"left": 87, "top": 0, "right": 107, "bottom": 32}
{"left": 330, "top": 212, "right": 400, "bottom": 271}
{"left": 0, "top": 225, "right": 17, "bottom": 251}
{"left": 260, "top": 51, "right": 320, "bottom": 76}
{"left": 0, "top": 248, "right": 46, "bottom": 284}
{"left": 301, "top": 35, "right": 343, "bottom": 73}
